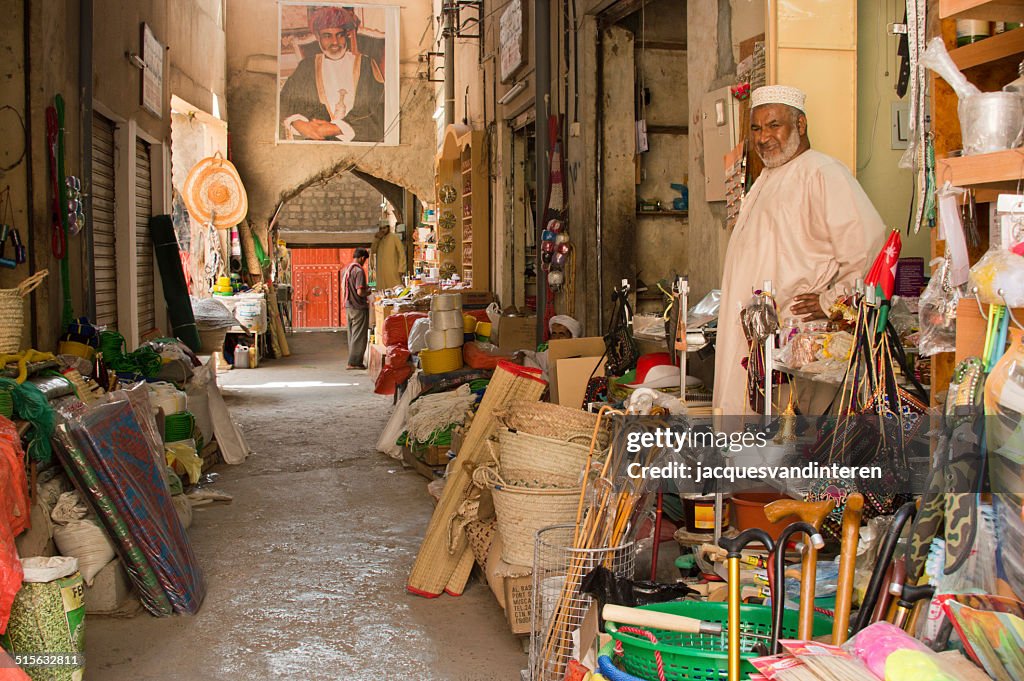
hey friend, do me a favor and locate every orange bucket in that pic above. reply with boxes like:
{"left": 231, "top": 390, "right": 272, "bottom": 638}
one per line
{"left": 732, "top": 491, "right": 792, "bottom": 540}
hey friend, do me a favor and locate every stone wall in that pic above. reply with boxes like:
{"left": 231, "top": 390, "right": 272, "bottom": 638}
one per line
{"left": 0, "top": 0, "right": 227, "bottom": 348}
{"left": 225, "top": 0, "right": 436, "bottom": 244}
{"left": 276, "top": 173, "right": 382, "bottom": 233}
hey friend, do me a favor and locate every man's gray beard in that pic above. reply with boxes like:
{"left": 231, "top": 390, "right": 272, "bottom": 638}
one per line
{"left": 757, "top": 131, "right": 801, "bottom": 168}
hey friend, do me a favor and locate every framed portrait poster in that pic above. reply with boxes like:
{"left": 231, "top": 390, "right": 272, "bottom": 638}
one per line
{"left": 277, "top": 2, "right": 400, "bottom": 145}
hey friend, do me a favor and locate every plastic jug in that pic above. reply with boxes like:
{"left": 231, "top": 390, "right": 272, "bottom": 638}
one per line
{"left": 234, "top": 344, "right": 250, "bottom": 368}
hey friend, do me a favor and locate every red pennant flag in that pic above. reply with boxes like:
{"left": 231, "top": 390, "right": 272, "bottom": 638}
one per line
{"left": 865, "top": 230, "right": 902, "bottom": 301}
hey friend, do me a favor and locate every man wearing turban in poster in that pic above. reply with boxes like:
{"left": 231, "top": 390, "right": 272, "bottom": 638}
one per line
{"left": 280, "top": 6, "right": 385, "bottom": 143}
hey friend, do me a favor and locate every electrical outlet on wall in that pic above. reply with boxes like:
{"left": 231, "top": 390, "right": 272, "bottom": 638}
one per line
{"left": 891, "top": 102, "right": 910, "bottom": 150}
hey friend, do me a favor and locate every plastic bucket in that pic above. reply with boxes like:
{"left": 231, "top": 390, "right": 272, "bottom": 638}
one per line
{"left": 732, "top": 491, "right": 791, "bottom": 540}
{"left": 681, "top": 494, "right": 730, "bottom": 534}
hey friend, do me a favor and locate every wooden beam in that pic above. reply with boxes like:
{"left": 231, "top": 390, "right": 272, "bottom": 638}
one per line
{"left": 636, "top": 40, "right": 687, "bottom": 51}
{"left": 646, "top": 125, "right": 689, "bottom": 135}
{"left": 598, "top": 0, "right": 655, "bottom": 28}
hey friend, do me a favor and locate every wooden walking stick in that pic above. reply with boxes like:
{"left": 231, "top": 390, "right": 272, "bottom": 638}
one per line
{"left": 764, "top": 499, "right": 835, "bottom": 640}
{"left": 719, "top": 529, "right": 775, "bottom": 681}
{"left": 832, "top": 493, "right": 863, "bottom": 644}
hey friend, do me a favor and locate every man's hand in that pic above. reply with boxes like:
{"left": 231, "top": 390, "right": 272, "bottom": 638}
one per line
{"left": 310, "top": 120, "right": 342, "bottom": 138}
{"left": 791, "top": 293, "right": 826, "bottom": 321}
{"left": 292, "top": 120, "right": 324, "bottom": 140}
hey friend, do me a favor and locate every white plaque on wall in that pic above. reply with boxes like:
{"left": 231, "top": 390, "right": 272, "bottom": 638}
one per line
{"left": 141, "top": 23, "right": 164, "bottom": 118}
{"left": 499, "top": 0, "right": 524, "bottom": 83}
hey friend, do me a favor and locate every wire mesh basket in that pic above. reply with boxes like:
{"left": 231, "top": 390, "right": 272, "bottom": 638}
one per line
{"left": 529, "top": 523, "right": 636, "bottom": 681}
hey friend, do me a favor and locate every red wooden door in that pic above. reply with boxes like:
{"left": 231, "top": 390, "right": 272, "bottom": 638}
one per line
{"left": 294, "top": 266, "right": 341, "bottom": 328}
{"left": 290, "top": 248, "right": 357, "bottom": 328}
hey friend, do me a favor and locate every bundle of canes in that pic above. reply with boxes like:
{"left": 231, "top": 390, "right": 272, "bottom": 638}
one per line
{"left": 536, "top": 409, "right": 670, "bottom": 680}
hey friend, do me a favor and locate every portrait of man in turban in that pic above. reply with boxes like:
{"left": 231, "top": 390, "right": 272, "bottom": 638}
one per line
{"left": 278, "top": 5, "right": 388, "bottom": 143}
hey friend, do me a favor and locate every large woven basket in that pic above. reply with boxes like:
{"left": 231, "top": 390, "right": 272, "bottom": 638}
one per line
{"left": 474, "top": 467, "right": 581, "bottom": 567}
{"left": 493, "top": 429, "right": 591, "bottom": 488}
{"left": 495, "top": 400, "right": 611, "bottom": 448}
{"left": 0, "top": 270, "right": 47, "bottom": 354}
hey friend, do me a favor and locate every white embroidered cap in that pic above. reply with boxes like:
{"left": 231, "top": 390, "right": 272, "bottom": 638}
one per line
{"left": 750, "top": 85, "right": 807, "bottom": 113}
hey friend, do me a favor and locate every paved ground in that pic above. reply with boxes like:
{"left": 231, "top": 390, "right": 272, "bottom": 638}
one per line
{"left": 86, "top": 331, "right": 527, "bottom": 680}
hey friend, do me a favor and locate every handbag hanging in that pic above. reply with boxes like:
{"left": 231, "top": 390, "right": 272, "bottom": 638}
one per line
{"left": 602, "top": 285, "right": 639, "bottom": 377}
{"left": 806, "top": 302, "right": 926, "bottom": 539}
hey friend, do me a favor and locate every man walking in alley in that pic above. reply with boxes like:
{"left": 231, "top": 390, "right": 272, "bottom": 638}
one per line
{"left": 342, "top": 248, "right": 371, "bottom": 369}
{"left": 713, "top": 85, "right": 886, "bottom": 415}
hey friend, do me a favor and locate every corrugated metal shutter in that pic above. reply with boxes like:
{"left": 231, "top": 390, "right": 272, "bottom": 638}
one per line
{"left": 91, "top": 113, "right": 117, "bottom": 328}
{"left": 135, "top": 138, "right": 155, "bottom": 342}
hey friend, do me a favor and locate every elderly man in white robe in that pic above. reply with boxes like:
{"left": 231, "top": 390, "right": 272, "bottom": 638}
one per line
{"left": 712, "top": 85, "right": 886, "bottom": 416}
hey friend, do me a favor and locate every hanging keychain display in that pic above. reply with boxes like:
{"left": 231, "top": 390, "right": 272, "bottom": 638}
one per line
{"left": 0, "top": 187, "right": 25, "bottom": 269}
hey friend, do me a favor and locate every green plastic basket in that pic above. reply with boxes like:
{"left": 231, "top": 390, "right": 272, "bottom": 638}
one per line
{"left": 607, "top": 600, "right": 832, "bottom": 681}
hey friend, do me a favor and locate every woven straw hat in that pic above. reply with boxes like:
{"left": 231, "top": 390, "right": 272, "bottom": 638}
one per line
{"left": 182, "top": 155, "right": 248, "bottom": 228}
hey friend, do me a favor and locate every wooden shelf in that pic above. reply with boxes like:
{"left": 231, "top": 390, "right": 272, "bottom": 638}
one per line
{"left": 940, "top": 0, "right": 1024, "bottom": 21}
{"left": 955, "top": 298, "right": 1024, "bottom": 363}
{"left": 637, "top": 210, "right": 688, "bottom": 217}
{"left": 936, "top": 148, "right": 1024, "bottom": 190}
{"left": 950, "top": 27, "right": 1024, "bottom": 71}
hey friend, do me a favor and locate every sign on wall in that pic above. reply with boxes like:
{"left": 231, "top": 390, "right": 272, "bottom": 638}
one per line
{"left": 277, "top": 3, "right": 401, "bottom": 145}
{"left": 499, "top": 0, "right": 524, "bottom": 83}
{"left": 141, "top": 23, "right": 164, "bottom": 118}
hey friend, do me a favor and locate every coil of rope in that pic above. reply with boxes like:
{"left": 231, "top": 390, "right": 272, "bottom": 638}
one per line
{"left": 99, "top": 331, "right": 163, "bottom": 377}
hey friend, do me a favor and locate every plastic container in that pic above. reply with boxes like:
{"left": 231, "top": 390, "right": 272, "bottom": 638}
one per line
{"left": 732, "top": 491, "right": 792, "bottom": 540}
{"left": 959, "top": 91, "right": 1024, "bottom": 155}
{"left": 419, "top": 347, "right": 463, "bottom": 374}
{"left": 956, "top": 19, "right": 990, "bottom": 46}
{"left": 234, "top": 344, "right": 250, "bottom": 368}
{"left": 681, "top": 494, "right": 730, "bottom": 533}
{"left": 607, "top": 601, "right": 832, "bottom": 681}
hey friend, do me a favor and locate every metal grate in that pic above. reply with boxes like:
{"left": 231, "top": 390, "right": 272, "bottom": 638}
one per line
{"left": 529, "top": 524, "right": 636, "bottom": 681}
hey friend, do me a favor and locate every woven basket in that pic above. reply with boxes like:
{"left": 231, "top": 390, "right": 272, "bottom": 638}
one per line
{"left": 0, "top": 270, "right": 47, "bottom": 353}
{"left": 492, "top": 429, "right": 591, "bottom": 488}
{"left": 495, "top": 400, "right": 611, "bottom": 448}
{"left": 465, "top": 517, "right": 498, "bottom": 566}
{"left": 408, "top": 360, "right": 547, "bottom": 597}
{"left": 474, "top": 467, "right": 581, "bottom": 567}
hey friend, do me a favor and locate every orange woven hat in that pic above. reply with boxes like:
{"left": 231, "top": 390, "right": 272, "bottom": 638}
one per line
{"left": 182, "top": 154, "right": 248, "bottom": 228}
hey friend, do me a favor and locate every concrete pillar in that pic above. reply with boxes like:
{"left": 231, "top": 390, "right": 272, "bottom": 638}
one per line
{"left": 599, "top": 25, "right": 637, "bottom": 318}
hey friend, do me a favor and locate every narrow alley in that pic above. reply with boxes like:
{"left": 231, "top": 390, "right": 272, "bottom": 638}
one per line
{"left": 1, "top": 1, "right": 1019, "bottom": 680}
{"left": 85, "top": 333, "right": 524, "bottom": 680}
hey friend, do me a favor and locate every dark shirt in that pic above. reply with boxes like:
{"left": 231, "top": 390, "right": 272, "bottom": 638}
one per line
{"left": 279, "top": 53, "right": 385, "bottom": 143}
{"left": 343, "top": 262, "right": 369, "bottom": 310}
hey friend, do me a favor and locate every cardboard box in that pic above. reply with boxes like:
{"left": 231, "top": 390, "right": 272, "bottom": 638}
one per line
{"left": 498, "top": 315, "right": 538, "bottom": 353}
{"left": 556, "top": 356, "right": 606, "bottom": 409}
{"left": 503, "top": 574, "right": 534, "bottom": 635}
{"left": 485, "top": 536, "right": 534, "bottom": 634}
{"left": 460, "top": 291, "right": 496, "bottom": 308}
{"left": 84, "top": 559, "right": 131, "bottom": 613}
{"left": 547, "top": 337, "right": 606, "bottom": 404}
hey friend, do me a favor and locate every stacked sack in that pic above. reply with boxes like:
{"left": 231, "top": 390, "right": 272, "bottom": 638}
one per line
{"left": 420, "top": 293, "right": 465, "bottom": 375}
{"left": 372, "top": 311, "right": 425, "bottom": 395}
